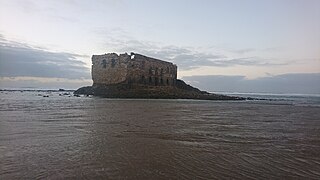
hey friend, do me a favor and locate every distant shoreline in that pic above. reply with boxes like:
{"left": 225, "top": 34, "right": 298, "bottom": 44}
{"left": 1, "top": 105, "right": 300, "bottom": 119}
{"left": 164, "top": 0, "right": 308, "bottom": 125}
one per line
{"left": 1, "top": 89, "right": 319, "bottom": 97}
{"left": 0, "top": 89, "right": 75, "bottom": 92}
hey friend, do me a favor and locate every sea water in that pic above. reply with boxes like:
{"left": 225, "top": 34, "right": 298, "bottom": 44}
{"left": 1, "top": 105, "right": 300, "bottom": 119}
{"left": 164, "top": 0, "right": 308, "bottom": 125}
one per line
{"left": 0, "top": 90, "right": 320, "bottom": 179}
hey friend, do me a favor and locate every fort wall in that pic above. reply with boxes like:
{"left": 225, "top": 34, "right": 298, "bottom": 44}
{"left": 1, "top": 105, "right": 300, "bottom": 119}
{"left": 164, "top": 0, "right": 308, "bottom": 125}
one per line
{"left": 92, "top": 52, "right": 177, "bottom": 87}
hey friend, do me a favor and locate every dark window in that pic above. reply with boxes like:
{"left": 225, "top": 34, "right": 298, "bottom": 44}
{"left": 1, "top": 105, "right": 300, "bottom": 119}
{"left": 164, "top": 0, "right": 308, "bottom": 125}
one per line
{"left": 160, "top": 78, "right": 163, "bottom": 85}
{"left": 167, "top": 79, "right": 169, "bottom": 85}
{"left": 155, "top": 77, "right": 159, "bottom": 86}
{"left": 149, "top": 77, "right": 152, "bottom": 83}
{"left": 160, "top": 68, "right": 163, "bottom": 75}
{"left": 111, "top": 59, "right": 116, "bottom": 67}
{"left": 167, "top": 67, "right": 170, "bottom": 73}
{"left": 155, "top": 68, "right": 158, "bottom": 75}
{"left": 141, "top": 76, "right": 145, "bottom": 84}
{"left": 102, "top": 59, "right": 107, "bottom": 68}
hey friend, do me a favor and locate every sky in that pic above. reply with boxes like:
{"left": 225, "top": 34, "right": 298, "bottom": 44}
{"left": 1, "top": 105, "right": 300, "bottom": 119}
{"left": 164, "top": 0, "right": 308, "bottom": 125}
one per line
{"left": 0, "top": 0, "right": 319, "bottom": 93}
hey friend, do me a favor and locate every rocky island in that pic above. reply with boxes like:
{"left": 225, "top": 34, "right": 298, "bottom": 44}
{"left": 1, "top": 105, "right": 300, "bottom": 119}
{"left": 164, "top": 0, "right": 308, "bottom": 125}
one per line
{"left": 74, "top": 52, "right": 244, "bottom": 100}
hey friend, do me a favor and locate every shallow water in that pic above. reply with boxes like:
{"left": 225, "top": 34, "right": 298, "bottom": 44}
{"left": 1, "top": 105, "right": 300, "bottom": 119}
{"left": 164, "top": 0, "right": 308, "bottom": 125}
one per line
{"left": 1, "top": 91, "right": 320, "bottom": 179}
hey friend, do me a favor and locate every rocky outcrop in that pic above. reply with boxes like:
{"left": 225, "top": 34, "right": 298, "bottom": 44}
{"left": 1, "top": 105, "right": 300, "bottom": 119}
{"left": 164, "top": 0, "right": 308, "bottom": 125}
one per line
{"left": 74, "top": 52, "right": 244, "bottom": 100}
{"left": 74, "top": 79, "right": 244, "bottom": 100}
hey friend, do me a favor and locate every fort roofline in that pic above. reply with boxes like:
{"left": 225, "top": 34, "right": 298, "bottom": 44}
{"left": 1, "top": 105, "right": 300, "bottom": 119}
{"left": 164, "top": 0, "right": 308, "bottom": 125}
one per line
{"left": 92, "top": 52, "right": 177, "bottom": 67}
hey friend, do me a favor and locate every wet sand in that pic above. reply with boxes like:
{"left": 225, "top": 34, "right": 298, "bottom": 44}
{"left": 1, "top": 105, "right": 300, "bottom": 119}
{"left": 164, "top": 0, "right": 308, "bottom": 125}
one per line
{"left": 1, "top": 91, "right": 320, "bottom": 179}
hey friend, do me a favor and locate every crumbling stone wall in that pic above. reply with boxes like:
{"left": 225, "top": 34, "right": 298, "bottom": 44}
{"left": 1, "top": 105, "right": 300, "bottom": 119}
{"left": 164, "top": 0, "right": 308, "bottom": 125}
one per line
{"left": 92, "top": 52, "right": 177, "bottom": 87}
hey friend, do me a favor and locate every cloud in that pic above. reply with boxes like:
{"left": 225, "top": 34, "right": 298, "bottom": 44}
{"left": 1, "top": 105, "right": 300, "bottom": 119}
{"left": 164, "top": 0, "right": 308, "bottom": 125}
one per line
{"left": 99, "top": 35, "right": 289, "bottom": 70}
{"left": 232, "top": 48, "right": 256, "bottom": 54}
{"left": 229, "top": 47, "right": 283, "bottom": 54}
{"left": 182, "top": 73, "right": 320, "bottom": 94}
{"left": 0, "top": 36, "right": 91, "bottom": 79}
{"left": 0, "top": 76, "right": 92, "bottom": 89}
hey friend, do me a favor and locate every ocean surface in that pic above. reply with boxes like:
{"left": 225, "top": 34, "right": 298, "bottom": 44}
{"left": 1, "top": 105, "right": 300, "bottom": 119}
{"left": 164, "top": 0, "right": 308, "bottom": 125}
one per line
{"left": 1, "top": 90, "right": 320, "bottom": 179}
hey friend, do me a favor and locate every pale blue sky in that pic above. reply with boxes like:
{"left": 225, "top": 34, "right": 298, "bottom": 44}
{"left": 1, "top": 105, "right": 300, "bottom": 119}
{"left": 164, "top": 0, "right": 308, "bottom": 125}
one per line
{"left": 0, "top": 0, "right": 319, "bottom": 92}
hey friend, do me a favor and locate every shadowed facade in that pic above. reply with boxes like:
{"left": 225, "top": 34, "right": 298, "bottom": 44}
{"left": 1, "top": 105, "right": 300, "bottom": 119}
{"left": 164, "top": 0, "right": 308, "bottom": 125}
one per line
{"left": 92, "top": 52, "right": 177, "bottom": 87}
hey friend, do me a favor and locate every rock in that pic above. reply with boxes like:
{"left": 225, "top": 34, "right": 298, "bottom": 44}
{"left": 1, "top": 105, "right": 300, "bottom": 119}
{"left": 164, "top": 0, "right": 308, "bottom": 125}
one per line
{"left": 74, "top": 52, "right": 245, "bottom": 101}
{"left": 74, "top": 86, "right": 94, "bottom": 95}
{"left": 74, "top": 79, "right": 244, "bottom": 100}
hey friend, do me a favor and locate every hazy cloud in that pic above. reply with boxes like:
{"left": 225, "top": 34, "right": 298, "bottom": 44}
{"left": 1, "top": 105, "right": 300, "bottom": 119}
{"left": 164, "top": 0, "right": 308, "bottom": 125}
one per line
{"left": 100, "top": 35, "right": 289, "bottom": 70}
{"left": 232, "top": 48, "right": 256, "bottom": 54}
{"left": 182, "top": 73, "right": 320, "bottom": 94}
{"left": 229, "top": 47, "right": 284, "bottom": 54}
{"left": 0, "top": 76, "right": 91, "bottom": 89}
{"left": 0, "top": 36, "right": 90, "bottom": 79}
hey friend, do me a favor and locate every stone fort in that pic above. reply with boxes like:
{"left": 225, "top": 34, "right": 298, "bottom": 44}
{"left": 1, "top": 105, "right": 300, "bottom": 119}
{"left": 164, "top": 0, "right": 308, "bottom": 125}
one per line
{"left": 75, "top": 52, "right": 240, "bottom": 100}
{"left": 92, "top": 52, "right": 177, "bottom": 87}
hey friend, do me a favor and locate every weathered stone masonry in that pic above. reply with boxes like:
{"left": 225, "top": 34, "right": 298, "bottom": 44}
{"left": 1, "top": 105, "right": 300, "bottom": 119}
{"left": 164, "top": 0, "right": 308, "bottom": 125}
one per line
{"left": 76, "top": 52, "right": 243, "bottom": 100}
{"left": 92, "top": 52, "right": 177, "bottom": 87}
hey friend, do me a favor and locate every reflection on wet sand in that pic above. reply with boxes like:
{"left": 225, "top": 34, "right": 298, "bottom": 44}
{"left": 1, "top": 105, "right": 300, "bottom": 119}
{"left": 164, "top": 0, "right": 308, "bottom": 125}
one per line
{"left": 0, "top": 92, "right": 320, "bottom": 179}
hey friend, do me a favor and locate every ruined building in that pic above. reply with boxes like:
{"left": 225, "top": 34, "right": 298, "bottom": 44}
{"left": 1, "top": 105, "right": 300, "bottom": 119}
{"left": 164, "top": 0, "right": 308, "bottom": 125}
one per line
{"left": 92, "top": 52, "right": 177, "bottom": 87}
{"left": 75, "top": 52, "right": 242, "bottom": 100}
